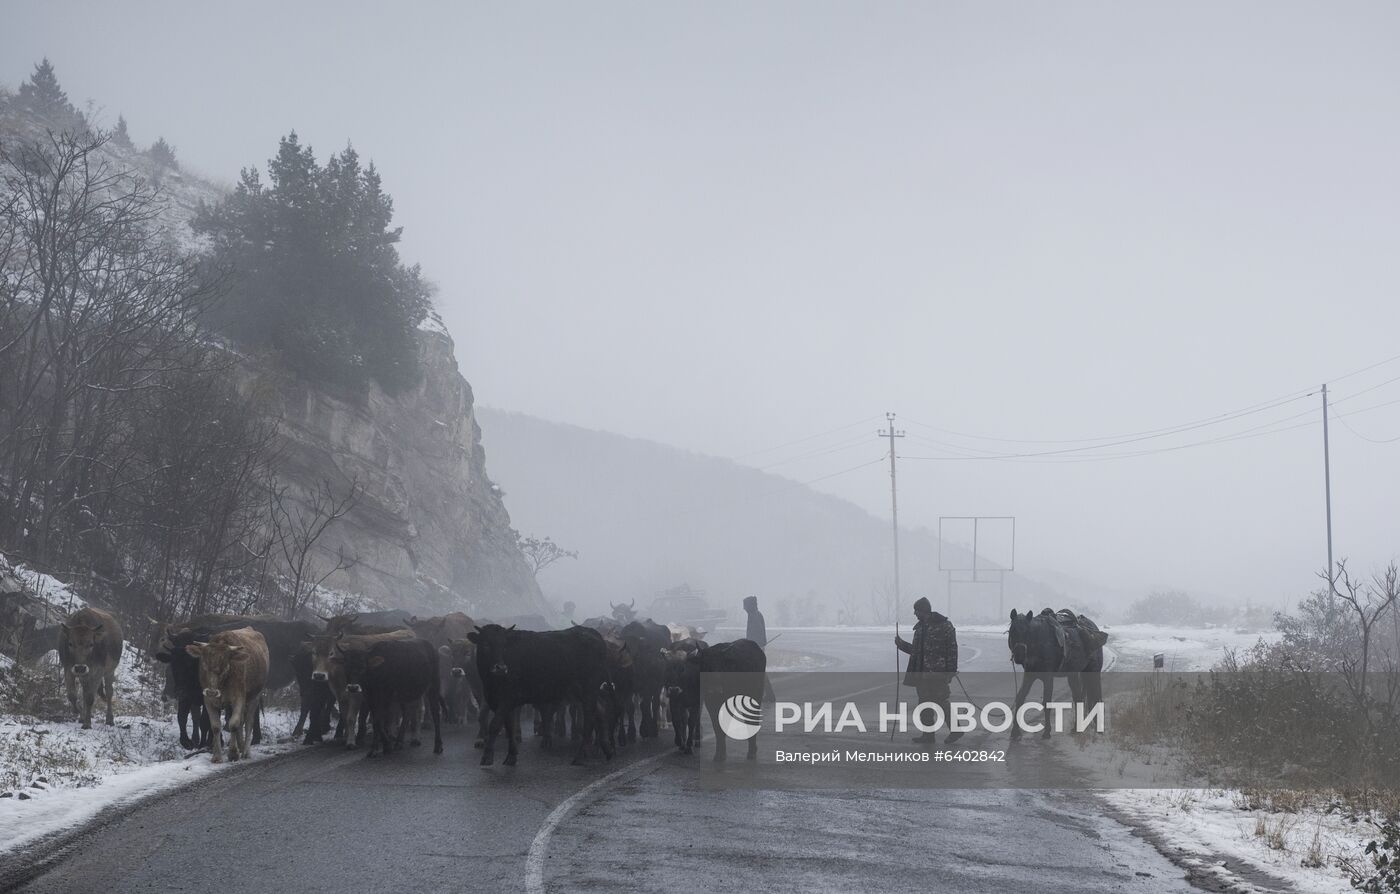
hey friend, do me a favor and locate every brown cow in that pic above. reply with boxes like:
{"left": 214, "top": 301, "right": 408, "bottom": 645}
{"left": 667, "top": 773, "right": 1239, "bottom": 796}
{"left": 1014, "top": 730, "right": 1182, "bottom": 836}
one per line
{"left": 307, "top": 629, "right": 414, "bottom": 748}
{"left": 58, "top": 607, "right": 124, "bottom": 729}
{"left": 185, "top": 627, "right": 268, "bottom": 763}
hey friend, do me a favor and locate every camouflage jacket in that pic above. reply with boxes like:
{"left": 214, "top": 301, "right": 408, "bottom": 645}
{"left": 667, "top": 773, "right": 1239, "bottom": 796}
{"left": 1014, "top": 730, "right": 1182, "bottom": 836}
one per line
{"left": 902, "top": 612, "right": 958, "bottom": 684}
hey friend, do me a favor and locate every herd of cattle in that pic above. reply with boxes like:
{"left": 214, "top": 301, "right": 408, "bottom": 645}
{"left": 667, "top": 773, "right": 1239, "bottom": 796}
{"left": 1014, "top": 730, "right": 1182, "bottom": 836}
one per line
{"left": 43, "top": 601, "right": 768, "bottom": 766}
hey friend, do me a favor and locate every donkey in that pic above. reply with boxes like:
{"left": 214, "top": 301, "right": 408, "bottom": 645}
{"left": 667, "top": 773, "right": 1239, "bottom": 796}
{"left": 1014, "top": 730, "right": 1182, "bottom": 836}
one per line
{"left": 1006, "top": 608, "right": 1108, "bottom": 741}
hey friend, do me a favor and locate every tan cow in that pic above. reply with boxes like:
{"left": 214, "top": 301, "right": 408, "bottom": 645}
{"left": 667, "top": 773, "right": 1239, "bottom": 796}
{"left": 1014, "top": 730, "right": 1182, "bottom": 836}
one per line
{"left": 410, "top": 613, "right": 478, "bottom": 725}
{"left": 58, "top": 607, "right": 124, "bottom": 729}
{"left": 185, "top": 627, "right": 268, "bottom": 763}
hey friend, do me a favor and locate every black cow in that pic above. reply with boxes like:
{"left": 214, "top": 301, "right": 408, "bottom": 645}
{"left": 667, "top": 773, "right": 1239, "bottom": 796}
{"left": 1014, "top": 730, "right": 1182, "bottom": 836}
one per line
{"left": 663, "top": 638, "right": 707, "bottom": 754}
{"left": 469, "top": 624, "right": 615, "bottom": 766}
{"left": 696, "top": 638, "right": 766, "bottom": 762}
{"left": 622, "top": 619, "right": 670, "bottom": 738}
{"left": 336, "top": 638, "right": 444, "bottom": 758}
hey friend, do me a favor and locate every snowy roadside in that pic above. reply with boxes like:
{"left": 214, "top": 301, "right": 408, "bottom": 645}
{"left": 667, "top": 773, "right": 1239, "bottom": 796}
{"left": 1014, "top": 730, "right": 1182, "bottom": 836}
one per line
{"left": 0, "top": 577, "right": 305, "bottom": 859}
{"left": 0, "top": 708, "right": 301, "bottom": 857}
{"left": 1099, "top": 788, "right": 1370, "bottom": 893}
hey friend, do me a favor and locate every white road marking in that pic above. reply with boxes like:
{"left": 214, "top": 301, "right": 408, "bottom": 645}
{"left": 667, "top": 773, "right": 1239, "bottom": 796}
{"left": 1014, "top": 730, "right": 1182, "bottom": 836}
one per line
{"left": 526, "top": 636, "right": 1000, "bottom": 892}
{"left": 524, "top": 751, "right": 671, "bottom": 894}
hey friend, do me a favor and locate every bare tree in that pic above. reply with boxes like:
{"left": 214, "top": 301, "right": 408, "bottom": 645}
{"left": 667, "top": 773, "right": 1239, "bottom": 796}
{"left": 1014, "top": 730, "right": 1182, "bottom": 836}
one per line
{"left": 267, "top": 477, "right": 362, "bottom": 619}
{"left": 1330, "top": 559, "right": 1400, "bottom": 720}
{"left": 512, "top": 529, "right": 578, "bottom": 577}
{"left": 0, "top": 130, "right": 219, "bottom": 569}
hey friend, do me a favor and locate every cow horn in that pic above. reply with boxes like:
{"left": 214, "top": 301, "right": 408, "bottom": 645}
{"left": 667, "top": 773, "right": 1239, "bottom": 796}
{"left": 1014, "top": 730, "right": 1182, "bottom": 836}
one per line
{"left": 508, "top": 624, "right": 517, "bottom": 631}
{"left": 629, "top": 598, "right": 635, "bottom": 608}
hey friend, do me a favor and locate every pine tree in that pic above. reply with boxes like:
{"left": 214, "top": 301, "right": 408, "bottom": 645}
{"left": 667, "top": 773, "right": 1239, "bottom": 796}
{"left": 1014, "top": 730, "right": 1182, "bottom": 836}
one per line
{"left": 17, "top": 58, "right": 76, "bottom": 122}
{"left": 192, "top": 131, "right": 430, "bottom": 393}
{"left": 111, "top": 115, "right": 132, "bottom": 148}
{"left": 148, "top": 137, "right": 178, "bottom": 170}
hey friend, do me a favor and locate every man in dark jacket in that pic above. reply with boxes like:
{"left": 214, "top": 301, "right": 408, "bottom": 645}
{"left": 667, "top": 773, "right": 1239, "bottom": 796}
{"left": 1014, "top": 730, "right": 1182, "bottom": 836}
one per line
{"left": 895, "top": 596, "right": 961, "bottom": 745}
{"left": 743, "top": 596, "right": 767, "bottom": 646}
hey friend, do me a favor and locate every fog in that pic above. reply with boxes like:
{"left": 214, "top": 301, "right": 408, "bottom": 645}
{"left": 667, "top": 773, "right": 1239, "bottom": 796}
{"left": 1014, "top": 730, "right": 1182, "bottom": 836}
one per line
{"left": 6, "top": 2, "right": 1399, "bottom": 607}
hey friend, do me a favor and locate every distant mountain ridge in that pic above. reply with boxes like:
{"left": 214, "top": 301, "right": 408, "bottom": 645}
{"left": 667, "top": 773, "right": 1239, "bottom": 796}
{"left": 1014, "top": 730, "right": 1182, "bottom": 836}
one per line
{"left": 477, "top": 408, "right": 1078, "bottom": 623}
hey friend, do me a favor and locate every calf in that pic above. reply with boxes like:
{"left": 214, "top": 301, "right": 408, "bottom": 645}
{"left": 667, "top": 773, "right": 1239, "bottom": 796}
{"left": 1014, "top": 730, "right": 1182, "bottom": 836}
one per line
{"left": 469, "top": 624, "right": 614, "bottom": 766}
{"left": 336, "top": 638, "right": 443, "bottom": 757}
{"left": 663, "top": 638, "right": 707, "bottom": 754}
{"left": 185, "top": 627, "right": 269, "bottom": 763}
{"left": 58, "top": 607, "right": 124, "bottom": 729}
{"left": 695, "top": 638, "right": 767, "bottom": 762}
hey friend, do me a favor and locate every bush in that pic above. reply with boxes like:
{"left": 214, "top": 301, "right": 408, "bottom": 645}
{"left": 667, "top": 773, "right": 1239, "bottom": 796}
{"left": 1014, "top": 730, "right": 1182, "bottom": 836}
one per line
{"left": 1351, "top": 817, "right": 1400, "bottom": 893}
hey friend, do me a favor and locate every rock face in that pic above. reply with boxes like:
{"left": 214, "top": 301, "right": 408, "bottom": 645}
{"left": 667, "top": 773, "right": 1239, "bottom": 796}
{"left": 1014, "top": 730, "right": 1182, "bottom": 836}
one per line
{"left": 247, "top": 321, "right": 545, "bottom": 618}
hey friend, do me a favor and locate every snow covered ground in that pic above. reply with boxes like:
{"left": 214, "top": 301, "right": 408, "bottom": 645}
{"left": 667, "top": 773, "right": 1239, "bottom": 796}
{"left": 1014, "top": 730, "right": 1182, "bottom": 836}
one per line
{"left": 1102, "top": 788, "right": 1371, "bottom": 893}
{"left": 0, "top": 558, "right": 307, "bottom": 858}
{"left": 0, "top": 705, "right": 301, "bottom": 857}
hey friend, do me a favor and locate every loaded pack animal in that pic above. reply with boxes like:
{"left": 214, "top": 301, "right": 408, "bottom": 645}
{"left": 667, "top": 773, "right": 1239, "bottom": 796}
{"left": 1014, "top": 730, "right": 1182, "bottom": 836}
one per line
{"left": 662, "top": 637, "right": 707, "bottom": 754}
{"left": 469, "top": 623, "right": 615, "bottom": 766}
{"left": 335, "top": 637, "right": 444, "bottom": 757}
{"left": 58, "top": 606, "right": 124, "bottom": 729}
{"left": 1006, "top": 608, "right": 1109, "bottom": 741}
{"left": 184, "top": 626, "right": 269, "bottom": 763}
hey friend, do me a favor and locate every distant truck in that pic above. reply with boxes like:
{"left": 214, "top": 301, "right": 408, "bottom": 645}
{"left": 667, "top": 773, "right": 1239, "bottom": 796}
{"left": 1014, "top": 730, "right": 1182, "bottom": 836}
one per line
{"left": 647, "top": 584, "right": 726, "bottom": 631}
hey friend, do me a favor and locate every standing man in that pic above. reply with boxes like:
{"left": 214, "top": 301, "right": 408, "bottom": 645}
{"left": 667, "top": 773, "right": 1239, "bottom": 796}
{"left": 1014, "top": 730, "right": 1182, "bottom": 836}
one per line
{"left": 895, "top": 597, "right": 961, "bottom": 745}
{"left": 743, "top": 596, "right": 767, "bottom": 646}
{"left": 744, "top": 596, "right": 774, "bottom": 702}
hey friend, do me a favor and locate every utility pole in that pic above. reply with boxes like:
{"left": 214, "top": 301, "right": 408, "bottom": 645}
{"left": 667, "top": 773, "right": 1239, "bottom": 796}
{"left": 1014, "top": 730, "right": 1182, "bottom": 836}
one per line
{"left": 878, "top": 413, "right": 906, "bottom": 606}
{"left": 880, "top": 412, "right": 906, "bottom": 743}
{"left": 1322, "top": 384, "right": 1335, "bottom": 594}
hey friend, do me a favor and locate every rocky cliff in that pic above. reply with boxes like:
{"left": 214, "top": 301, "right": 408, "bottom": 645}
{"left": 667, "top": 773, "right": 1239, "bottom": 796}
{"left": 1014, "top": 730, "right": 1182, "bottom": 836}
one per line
{"left": 244, "top": 318, "right": 546, "bottom": 617}
{"left": 0, "top": 103, "right": 545, "bottom": 618}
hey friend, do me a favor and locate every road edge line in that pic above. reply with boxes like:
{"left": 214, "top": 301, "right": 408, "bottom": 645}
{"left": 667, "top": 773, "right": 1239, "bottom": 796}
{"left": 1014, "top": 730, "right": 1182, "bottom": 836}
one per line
{"left": 523, "top": 751, "right": 672, "bottom": 894}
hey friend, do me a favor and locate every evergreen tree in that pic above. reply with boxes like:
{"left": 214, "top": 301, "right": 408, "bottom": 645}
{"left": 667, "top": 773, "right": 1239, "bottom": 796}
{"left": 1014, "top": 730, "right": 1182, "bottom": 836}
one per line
{"left": 148, "top": 136, "right": 178, "bottom": 170}
{"left": 17, "top": 58, "right": 76, "bottom": 122}
{"left": 193, "top": 132, "right": 430, "bottom": 393}
{"left": 111, "top": 114, "right": 132, "bottom": 148}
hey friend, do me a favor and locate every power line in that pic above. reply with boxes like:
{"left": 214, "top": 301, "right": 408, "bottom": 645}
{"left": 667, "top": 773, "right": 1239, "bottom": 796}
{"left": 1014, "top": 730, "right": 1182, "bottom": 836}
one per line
{"left": 1333, "top": 403, "right": 1400, "bottom": 444}
{"left": 751, "top": 431, "right": 877, "bottom": 471}
{"left": 666, "top": 455, "right": 889, "bottom": 518}
{"left": 902, "top": 391, "right": 1316, "bottom": 460}
{"left": 900, "top": 396, "right": 1400, "bottom": 464}
{"left": 732, "top": 415, "right": 883, "bottom": 461}
{"left": 900, "top": 349, "right": 1400, "bottom": 450}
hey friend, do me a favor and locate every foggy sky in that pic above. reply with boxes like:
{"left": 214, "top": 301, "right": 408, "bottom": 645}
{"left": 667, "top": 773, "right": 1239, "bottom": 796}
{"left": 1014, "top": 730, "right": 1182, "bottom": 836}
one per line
{"left": 5, "top": 2, "right": 1399, "bottom": 606}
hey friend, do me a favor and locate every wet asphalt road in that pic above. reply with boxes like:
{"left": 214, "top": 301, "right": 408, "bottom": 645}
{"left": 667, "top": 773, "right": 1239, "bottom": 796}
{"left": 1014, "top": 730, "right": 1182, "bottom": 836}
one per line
{"left": 7, "top": 629, "right": 1196, "bottom": 893}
